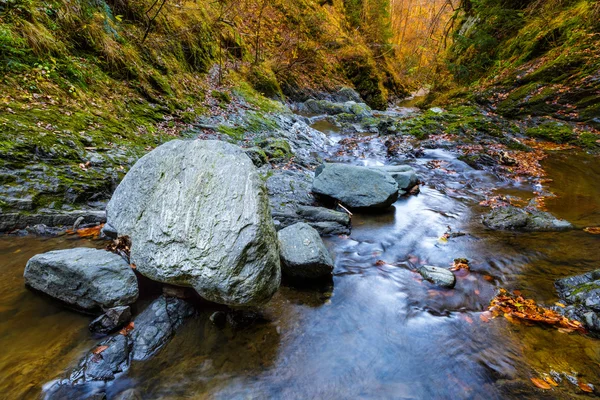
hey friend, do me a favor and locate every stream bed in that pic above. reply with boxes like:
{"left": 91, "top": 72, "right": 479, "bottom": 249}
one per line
{"left": 1, "top": 118, "right": 600, "bottom": 399}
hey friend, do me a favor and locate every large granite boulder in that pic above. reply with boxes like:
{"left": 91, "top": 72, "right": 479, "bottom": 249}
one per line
{"left": 278, "top": 222, "right": 334, "bottom": 280}
{"left": 24, "top": 248, "right": 138, "bottom": 312}
{"left": 106, "top": 140, "right": 280, "bottom": 307}
{"left": 312, "top": 163, "right": 399, "bottom": 209}
{"left": 482, "top": 205, "right": 572, "bottom": 231}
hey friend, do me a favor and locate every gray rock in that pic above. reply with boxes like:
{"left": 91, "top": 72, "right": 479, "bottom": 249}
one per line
{"left": 296, "top": 205, "right": 351, "bottom": 235}
{"left": 44, "top": 296, "right": 194, "bottom": 399}
{"left": 264, "top": 170, "right": 350, "bottom": 235}
{"left": 278, "top": 223, "right": 334, "bottom": 280}
{"left": 131, "top": 295, "right": 195, "bottom": 361}
{"left": 106, "top": 140, "right": 280, "bottom": 307}
{"left": 312, "top": 163, "right": 399, "bottom": 209}
{"left": 89, "top": 306, "right": 132, "bottom": 334}
{"left": 482, "top": 205, "right": 572, "bottom": 231}
{"left": 0, "top": 210, "right": 106, "bottom": 232}
{"left": 302, "top": 99, "right": 372, "bottom": 118}
{"left": 69, "top": 334, "right": 131, "bottom": 383}
{"left": 24, "top": 248, "right": 138, "bottom": 312}
{"left": 556, "top": 269, "right": 600, "bottom": 311}
{"left": 419, "top": 266, "right": 456, "bottom": 288}
{"left": 555, "top": 269, "right": 600, "bottom": 331}
{"left": 369, "top": 165, "right": 418, "bottom": 191}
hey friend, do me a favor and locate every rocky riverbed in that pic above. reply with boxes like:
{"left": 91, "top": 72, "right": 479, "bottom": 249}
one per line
{"left": 1, "top": 89, "right": 600, "bottom": 399}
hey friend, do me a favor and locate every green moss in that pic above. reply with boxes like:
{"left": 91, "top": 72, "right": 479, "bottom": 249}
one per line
{"left": 341, "top": 52, "right": 388, "bottom": 110}
{"left": 577, "top": 132, "right": 600, "bottom": 149}
{"left": 211, "top": 90, "right": 231, "bottom": 107}
{"left": 247, "top": 64, "right": 283, "bottom": 99}
{"left": 526, "top": 121, "right": 575, "bottom": 143}
{"left": 232, "top": 79, "right": 285, "bottom": 113}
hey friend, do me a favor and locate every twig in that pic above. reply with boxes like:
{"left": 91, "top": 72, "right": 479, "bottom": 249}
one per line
{"left": 337, "top": 203, "right": 353, "bottom": 217}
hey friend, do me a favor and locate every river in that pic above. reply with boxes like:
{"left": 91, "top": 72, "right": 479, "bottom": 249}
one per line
{"left": 1, "top": 115, "right": 599, "bottom": 399}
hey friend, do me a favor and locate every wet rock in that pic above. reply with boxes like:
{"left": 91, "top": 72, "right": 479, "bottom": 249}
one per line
{"left": 302, "top": 99, "right": 372, "bottom": 118}
{"left": 312, "top": 163, "right": 399, "bottom": 209}
{"left": 482, "top": 205, "right": 572, "bottom": 231}
{"left": 266, "top": 170, "right": 350, "bottom": 234}
{"left": 225, "top": 310, "right": 268, "bottom": 330}
{"left": 278, "top": 222, "right": 334, "bottom": 280}
{"left": 458, "top": 153, "right": 497, "bottom": 170}
{"left": 44, "top": 296, "right": 194, "bottom": 399}
{"left": 556, "top": 269, "right": 600, "bottom": 310}
{"left": 268, "top": 114, "right": 329, "bottom": 167}
{"left": 89, "top": 306, "right": 132, "bottom": 334}
{"left": 106, "top": 140, "right": 280, "bottom": 307}
{"left": 555, "top": 269, "right": 600, "bottom": 331}
{"left": 369, "top": 165, "right": 418, "bottom": 191}
{"left": 419, "top": 266, "right": 456, "bottom": 288}
{"left": 131, "top": 295, "right": 195, "bottom": 361}
{"left": 44, "top": 384, "right": 107, "bottom": 400}
{"left": 209, "top": 311, "right": 227, "bottom": 328}
{"left": 296, "top": 205, "right": 351, "bottom": 235}
{"left": 70, "top": 334, "right": 131, "bottom": 383}
{"left": 24, "top": 248, "right": 138, "bottom": 312}
{"left": 0, "top": 210, "right": 106, "bottom": 233}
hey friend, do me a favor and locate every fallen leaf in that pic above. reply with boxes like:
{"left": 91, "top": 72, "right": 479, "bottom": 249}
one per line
{"left": 531, "top": 377, "right": 552, "bottom": 389}
{"left": 484, "top": 275, "right": 494, "bottom": 282}
{"left": 488, "top": 289, "right": 586, "bottom": 333}
{"left": 74, "top": 224, "right": 104, "bottom": 238}
{"left": 555, "top": 302, "right": 566, "bottom": 308}
{"left": 584, "top": 227, "right": 600, "bottom": 234}
{"left": 543, "top": 376, "right": 559, "bottom": 387}
{"left": 375, "top": 260, "right": 386, "bottom": 266}
{"left": 119, "top": 322, "right": 135, "bottom": 336}
{"left": 579, "top": 382, "right": 594, "bottom": 393}
{"left": 92, "top": 345, "right": 109, "bottom": 355}
{"left": 450, "top": 258, "right": 470, "bottom": 272}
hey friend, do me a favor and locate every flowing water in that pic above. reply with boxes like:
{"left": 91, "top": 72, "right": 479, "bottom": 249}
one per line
{"left": 1, "top": 119, "right": 600, "bottom": 399}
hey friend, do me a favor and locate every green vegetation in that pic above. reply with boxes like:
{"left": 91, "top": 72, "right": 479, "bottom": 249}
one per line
{"left": 445, "top": 0, "right": 600, "bottom": 125}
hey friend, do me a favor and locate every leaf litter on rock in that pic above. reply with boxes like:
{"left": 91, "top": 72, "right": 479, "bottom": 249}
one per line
{"left": 488, "top": 289, "right": 586, "bottom": 333}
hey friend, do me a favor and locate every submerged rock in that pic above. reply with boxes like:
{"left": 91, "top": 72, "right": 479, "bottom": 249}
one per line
{"left": 130, "top": 295, "right": 195, "bottom": 361}
{"left": 106, "top": 140, "right": 280, "bottom": 307}
{"left": 278, "top": 222, "right": 334, "bottom": 280}
{"left": 419, "top": 266, "right": 456, "bottom": 289}
{"left": 44, "top": 296, "right": 194, "bottom": 399}
{"left": 89, "top": 306, "right": 131, "bottom": 334}
{"left": 482, "top": 205, "right": 572, "bottom": 231}
{"left": 24, "top": 248, "right": 138, "bottom": 312}
{"left": 312, "top": 163, "right": 399, "bottom": 209}
{"left": 555, "top": 269, "right": 600, "bottom": 331}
